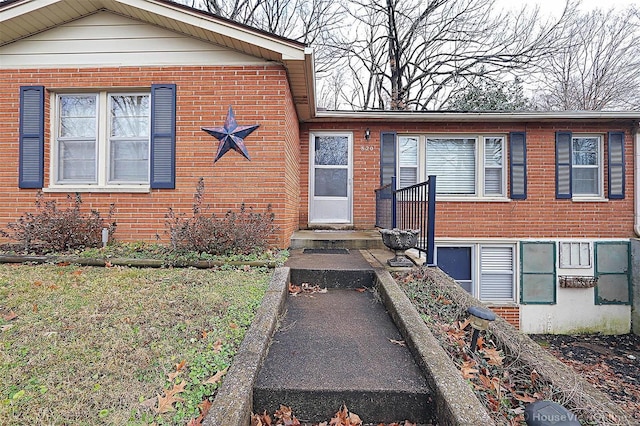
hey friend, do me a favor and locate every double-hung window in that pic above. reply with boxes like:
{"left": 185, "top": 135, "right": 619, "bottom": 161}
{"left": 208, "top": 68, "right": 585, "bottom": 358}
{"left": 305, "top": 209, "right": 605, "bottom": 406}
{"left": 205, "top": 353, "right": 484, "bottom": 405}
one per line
{"left": 399, "top": 136, "right": 418, "bottom": 188}
{"left": 55, "top": 92, "right": 150, "bottom": 188}
{"left": 572, "top": 135, "right": 601, "bottom": 196}
{"left": 429, "top": 136, "right": 505, "bottom": 197}
{"left": 397, "top": 135, "right": 506, "bottom": 198}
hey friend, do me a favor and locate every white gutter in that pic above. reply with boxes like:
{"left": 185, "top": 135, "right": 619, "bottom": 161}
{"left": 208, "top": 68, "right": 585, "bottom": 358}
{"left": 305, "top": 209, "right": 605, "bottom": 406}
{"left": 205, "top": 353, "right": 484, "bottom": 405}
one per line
{"left": 635, "top": 124, "right": 640, "bottom": 237}
{"left": 309, "top": 110, "right": 640, "bottom": 123}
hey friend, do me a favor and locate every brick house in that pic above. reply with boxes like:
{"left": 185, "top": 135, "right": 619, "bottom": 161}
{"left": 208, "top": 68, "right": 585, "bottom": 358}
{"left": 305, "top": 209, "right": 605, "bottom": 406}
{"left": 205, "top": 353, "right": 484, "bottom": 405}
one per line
{"left": 1, "top": 0, "right": 638, "bottom": 334}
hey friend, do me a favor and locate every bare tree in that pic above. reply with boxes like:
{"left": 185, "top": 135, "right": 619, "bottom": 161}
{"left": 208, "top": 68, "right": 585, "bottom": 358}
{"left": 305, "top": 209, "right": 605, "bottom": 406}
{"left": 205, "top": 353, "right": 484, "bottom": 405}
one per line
{"left": 172, "top": 0, "right": 346, "bottom": 74}
{"left": 532, "top": 6, "right": 640, "bottom": 110}
{"left": 331, "top": 0, "right": 572, "bottom": 110}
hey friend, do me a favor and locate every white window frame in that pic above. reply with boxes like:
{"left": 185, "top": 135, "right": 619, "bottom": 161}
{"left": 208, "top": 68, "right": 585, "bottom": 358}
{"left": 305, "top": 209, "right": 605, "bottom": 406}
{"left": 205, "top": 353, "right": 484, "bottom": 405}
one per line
{"left": 571, "top": 134, "right": 603, "bottom": 198}
{"left": 49, "top": 91, "right": 151, "bottom": 193}
{"left": 435, "top": 243, "right": 516, "bottom": 303}
{"left": 396, "top": 134, "right": 506, "bottom": 199}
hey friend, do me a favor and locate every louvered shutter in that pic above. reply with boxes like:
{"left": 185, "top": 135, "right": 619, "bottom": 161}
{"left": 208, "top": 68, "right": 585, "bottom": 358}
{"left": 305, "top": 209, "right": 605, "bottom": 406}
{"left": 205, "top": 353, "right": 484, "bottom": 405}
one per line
{"left": 555, "top": 131, "right": 572, "bottom": 199}
{"left": 480, "top": 246, "right": 514, "bottom": 301}
{"left": 150, "top": 84, "right": 176, "bottom": 189}
{"left": 509, "top": 132, "right": 527, "bottom": 199}
{"left": 380, "top": 132, "right": 397, "bottom": 187}
{"left": 607, "top": 131, "right": 625, "bottom": 199}
{"left": 19, "top": 86, "right": 45, "bottom": 188}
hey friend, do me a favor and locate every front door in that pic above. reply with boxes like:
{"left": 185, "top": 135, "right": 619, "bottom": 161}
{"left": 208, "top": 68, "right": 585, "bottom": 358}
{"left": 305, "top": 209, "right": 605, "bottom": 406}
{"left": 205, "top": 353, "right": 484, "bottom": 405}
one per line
{"left": 309, "top": 133, "right": 352, "bottom": 224}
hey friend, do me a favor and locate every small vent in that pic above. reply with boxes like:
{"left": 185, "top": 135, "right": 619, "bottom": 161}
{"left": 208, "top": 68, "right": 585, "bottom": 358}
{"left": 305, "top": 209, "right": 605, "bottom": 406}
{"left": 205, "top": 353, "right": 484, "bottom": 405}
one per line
{"left": 303, "top": 248, "right": 350, "bottom": 254}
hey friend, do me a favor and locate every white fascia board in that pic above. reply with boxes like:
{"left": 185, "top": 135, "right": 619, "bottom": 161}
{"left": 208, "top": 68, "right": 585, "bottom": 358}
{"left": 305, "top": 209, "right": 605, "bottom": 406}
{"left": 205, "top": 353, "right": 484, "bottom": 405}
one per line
{"left": 311, "top": 110, "right": 640, "bottom": 122}
{"left": 113, "top": 0, "right": 307, "bottom": 61}
{"left": 0, "top": 0, "right": 61, "bottom": 21}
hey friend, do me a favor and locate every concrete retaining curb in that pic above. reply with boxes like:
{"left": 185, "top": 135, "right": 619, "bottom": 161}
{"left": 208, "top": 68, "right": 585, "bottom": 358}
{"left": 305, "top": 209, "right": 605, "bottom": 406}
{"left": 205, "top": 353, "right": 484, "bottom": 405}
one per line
{"left": 203, "top": 267, "right": 289, "bottom": 426}
{"left": 375, "top": 267, "right": 496, "bottom": 426}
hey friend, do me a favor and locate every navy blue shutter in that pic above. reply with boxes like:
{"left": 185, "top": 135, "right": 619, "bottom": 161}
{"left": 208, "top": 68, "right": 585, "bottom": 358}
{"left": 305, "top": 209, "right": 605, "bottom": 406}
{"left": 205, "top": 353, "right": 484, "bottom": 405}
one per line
{"left": 555, "top": 131, "right": 572, "bottom": 199}
{"left": 509, "top": 132, "right": 527, "bottom": 199}
{"left": 150, "top": 84, "right": 176, "bottom": 189}
{"left": 19, "top": 86, "right": 45, "bottom": 188}
{"left": 607, "top": 131, "right": 625, "bottom": 199}
{"left": 380, "top": 132, "right": 397, "bottom": 186}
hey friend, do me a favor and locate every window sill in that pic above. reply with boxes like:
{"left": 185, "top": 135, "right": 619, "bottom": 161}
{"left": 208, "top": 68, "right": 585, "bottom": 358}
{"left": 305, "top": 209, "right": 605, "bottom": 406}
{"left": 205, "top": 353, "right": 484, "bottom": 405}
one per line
{"left": 44, "top": 186, "right": 150, "bottom": 193}
{"left": 437, "top": 197, "right": 511, "bottom": 202}
{"left": 484, "top": 301, "right": 518, "bottom": 307}
{"left": 571, "top": 197, "right": 608, "bottom": 202}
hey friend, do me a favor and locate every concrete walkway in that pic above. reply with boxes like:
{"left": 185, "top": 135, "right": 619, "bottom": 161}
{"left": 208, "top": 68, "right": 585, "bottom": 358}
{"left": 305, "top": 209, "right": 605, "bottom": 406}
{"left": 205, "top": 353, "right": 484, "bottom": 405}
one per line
{"left": 253, "top": 249, "right": 434, "bottom": 424}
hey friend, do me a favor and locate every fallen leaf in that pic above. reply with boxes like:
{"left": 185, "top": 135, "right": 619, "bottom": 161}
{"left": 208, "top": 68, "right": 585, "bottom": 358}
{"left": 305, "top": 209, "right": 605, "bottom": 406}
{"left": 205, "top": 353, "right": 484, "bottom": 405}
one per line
{"left": 175, "top": 359, "right": 187, "bottom": 371}
{"left": 105, "top": 261, "right": 113, "bottom": 268}
{"left": 72, "top": 269, "right": 82, "bottom": 276}
{"left": 288, "top": 283, "right": 301, "bottom": 295}
{"left": 201, "top": 330, "right": 208, "bottom": 339}
{"left": 330, "top": 405, "right": 362, "bottom": 426}
{"left": 251, "top": 413, "right": 263, "bottom": 426}
{"left": 482, "top": 348, "right": 504, "bottom": 366}
{"left": 461, "top": 360, "right": 479, "bottom": 379}
{"left": 512, "top": 392, "right": 537, "bottom": 403}
{"left": 354, "top": 287, "right": 366, "bottom": 293}
{"left": 155, "top": 381, "right": 187, "bottom": 413}
{"left": 32, "top": 304, "right": 38, "bottom": 313}
{"left": 389, "top": 338, "right": 406, "bottom": 347}
{"left": 56, "top": 261, "right": 70, "bottom": 266}
{"left": 229, "top": 322, "right": 238, "bottom": 330}
{"left": 1, "top": 310, "right": 17, "bottom": 321}
{"left": 33, "top": 281, "right": 42, "bottom": 287}
{"left": 188, "top": 399, "right": 213, "bottom": 426}
{"left": 530, "top": 369, "right": 540, "bottom": 385}
{"left": 459, "top": 318, "right": 471, "bottom": 330}
{"left": 212, "top": 339, "right": 223, "bottom": 353}
{"left": 204, "top": 368, "right": 228, "bottom": 385}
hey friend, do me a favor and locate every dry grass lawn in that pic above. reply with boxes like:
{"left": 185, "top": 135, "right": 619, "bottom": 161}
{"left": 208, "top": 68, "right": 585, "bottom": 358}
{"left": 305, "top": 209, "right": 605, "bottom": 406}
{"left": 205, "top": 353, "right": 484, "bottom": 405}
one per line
{"left": 0, "top": 263, "right": 270, "bottom": 425}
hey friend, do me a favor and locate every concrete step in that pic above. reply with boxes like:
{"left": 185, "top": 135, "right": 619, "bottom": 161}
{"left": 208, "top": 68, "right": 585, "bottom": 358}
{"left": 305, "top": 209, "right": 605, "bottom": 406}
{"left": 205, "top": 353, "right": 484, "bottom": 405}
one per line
{"left": 289, "top": 230, "right": 386, "bottom": 250}
{"left": 253, "top": 287, "right": 434, "bottom": 424}
{"left": 286, "top": 249, "right": 377, "bottom": 288}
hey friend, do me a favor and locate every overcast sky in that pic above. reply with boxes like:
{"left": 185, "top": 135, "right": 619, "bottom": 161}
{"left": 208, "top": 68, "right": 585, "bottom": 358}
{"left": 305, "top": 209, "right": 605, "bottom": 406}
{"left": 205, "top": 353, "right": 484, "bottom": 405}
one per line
{"left": 496, "top": 0, "right": 640, "bottom": 15}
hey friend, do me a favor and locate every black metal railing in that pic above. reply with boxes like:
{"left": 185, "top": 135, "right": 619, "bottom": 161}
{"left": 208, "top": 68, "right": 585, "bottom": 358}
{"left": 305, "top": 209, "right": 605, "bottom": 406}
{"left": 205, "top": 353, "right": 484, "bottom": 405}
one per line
{"left": 375, "top": 175, "right": 436, "bottom": 265}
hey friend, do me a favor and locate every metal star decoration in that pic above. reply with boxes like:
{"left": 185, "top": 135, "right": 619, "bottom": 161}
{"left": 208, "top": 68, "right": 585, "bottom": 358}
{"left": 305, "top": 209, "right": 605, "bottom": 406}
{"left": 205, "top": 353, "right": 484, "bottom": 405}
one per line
{"left": 201, "top": 106, "right": 259, "bottom": 162}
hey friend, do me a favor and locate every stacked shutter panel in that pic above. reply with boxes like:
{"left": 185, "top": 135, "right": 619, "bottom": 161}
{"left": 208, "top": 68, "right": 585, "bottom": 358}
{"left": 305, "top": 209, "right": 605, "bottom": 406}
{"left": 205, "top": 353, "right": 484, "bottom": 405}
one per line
{"left": 555, "top": 131, "right": 572, "bottom": 198}
{"left": 607, "top": 131, "right": 625, "bottom": 199}
{"left": 150, "top": 84, "right": 176, "bottom": 189}
{"left": 19, "top": 86, "right": 45, "bottom": 189}
{"left": 509, "top": 132, "right": 527, "bottom": 199}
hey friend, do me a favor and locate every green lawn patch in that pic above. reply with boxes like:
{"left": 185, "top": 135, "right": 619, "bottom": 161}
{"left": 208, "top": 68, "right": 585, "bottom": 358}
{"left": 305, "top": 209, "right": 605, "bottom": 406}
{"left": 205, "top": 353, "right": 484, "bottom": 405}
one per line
{"left": 0, "top": 263, "right": 270, "bottom": 425}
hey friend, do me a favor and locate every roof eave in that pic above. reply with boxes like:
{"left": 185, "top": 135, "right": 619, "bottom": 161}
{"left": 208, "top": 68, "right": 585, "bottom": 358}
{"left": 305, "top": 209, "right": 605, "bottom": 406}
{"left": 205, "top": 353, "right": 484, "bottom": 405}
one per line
{"left": 307, "top": 110, "right": 640, "bottom": 123}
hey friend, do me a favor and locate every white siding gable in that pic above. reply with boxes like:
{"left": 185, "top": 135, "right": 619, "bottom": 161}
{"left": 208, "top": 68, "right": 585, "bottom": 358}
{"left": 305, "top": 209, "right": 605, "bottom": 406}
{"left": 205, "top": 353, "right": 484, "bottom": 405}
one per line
{"left": 0, "top": 11, "right": 268, "bottom": 68}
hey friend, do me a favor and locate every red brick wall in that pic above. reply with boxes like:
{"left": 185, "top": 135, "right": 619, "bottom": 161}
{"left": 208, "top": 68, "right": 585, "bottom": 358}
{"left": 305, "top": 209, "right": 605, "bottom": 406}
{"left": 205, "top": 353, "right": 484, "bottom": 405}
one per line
{"left": 0, "top": 66, "right": 298, "bottom": 248}
{"left": 301, "top": 121, "right": 636, "bottom": 239}
{"left": 489, "top": 305, "right": 520, "bottom": 329}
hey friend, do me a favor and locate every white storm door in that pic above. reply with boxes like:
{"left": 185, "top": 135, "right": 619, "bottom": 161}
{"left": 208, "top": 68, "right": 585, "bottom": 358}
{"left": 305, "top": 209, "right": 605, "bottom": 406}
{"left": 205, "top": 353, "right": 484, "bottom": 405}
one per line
{"left": 309, "top": 133, "right": 353, "bottom": 224}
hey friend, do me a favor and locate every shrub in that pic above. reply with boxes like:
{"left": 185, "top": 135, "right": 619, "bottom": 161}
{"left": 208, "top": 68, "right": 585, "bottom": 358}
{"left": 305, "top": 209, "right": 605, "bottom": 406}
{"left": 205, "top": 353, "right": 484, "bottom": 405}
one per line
{"left": 0, "top": 192, "right": 116, "bottom": 253}
{"left": 166, "top": 178, "right": 277, "bottom": 255}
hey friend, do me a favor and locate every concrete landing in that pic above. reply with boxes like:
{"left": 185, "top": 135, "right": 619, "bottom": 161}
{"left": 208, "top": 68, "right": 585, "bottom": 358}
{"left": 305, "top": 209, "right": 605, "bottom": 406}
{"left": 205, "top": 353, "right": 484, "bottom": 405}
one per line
{"left": 289, "top": 230, "right": 386, "bottom": 250}
{"left": 253, "top": 255, "right": 434, "bottom": 423}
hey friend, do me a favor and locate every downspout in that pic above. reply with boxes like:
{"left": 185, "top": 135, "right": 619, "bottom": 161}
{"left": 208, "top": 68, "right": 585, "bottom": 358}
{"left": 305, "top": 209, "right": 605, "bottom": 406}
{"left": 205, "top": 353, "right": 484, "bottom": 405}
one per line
{"left": 634, "top": 121, "right": 640, "bottom": 236}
